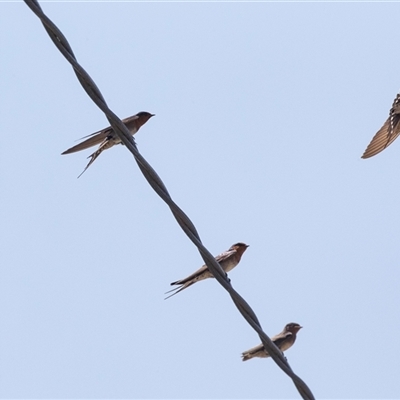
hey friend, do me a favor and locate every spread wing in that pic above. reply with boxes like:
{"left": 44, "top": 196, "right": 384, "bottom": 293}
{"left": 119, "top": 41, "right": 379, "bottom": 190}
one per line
{"left": 362, "top": 118, "right": 400, "bottom": 158}
{"left": 362, "top": 94, "right": 400, "bottom": 159}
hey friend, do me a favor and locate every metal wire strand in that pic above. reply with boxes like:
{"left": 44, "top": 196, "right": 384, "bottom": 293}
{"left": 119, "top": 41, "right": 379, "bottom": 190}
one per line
{"left": 23, "top": 1, "right": 315, "bottom": 399}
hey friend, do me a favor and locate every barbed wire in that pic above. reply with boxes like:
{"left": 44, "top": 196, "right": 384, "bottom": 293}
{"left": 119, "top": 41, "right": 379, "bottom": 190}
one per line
{"left": 23, "top": 1, "right": 315, "bottom": 399}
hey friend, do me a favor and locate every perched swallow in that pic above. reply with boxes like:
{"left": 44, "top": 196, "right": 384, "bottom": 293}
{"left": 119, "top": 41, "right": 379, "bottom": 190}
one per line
{"left": 62, "top": 111, "right": 154, "bottom": 177}
{"left": 241, "top": 322, "right": 302, "bottom": 361}
{"left": 165, "top": 242, "right": 249, "bottom": 299}
{"left": 362, "top": 93, "right": 400, "bottom": 158}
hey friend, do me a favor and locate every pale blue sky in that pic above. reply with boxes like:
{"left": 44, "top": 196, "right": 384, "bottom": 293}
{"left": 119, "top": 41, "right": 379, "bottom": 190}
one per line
{"left": 1, "top": 2, "right": 400, "bottom": 398}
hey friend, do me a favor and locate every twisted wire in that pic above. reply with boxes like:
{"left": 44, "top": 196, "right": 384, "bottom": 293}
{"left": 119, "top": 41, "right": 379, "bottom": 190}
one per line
{"left": 23, "top": 1, "right": 315, "bottom": 399}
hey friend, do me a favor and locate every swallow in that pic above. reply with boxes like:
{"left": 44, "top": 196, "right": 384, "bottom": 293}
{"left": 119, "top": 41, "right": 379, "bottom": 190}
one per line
{"left": 62, "top": 111, "right": 154, "bottom": 177}
{"left": 362, "top": 93, "right": 400, "bottom": 158}
{"left": 165, "top": 242, "right": 249, "bottom": 299}
{"left": 241, "top": 322, "right": 302, "bottom": 361}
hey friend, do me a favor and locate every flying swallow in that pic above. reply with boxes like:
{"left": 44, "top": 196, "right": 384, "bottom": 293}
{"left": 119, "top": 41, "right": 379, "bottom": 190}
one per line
{"left": 62, "top": 111, "right": 154, "bottom": 177}
{"left": 241, "top": 322, "right": 302, "bottom": 361}
{"left": 165, "top": 242, "right": 249, "bottom": 299}
{"left": 362, "top": 93, "right": 400, "bottom": 158}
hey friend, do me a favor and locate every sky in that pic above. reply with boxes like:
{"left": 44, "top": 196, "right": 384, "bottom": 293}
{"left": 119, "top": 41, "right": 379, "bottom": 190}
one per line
{"left": 1, "top": 1, "right": 400, "bottom": 399}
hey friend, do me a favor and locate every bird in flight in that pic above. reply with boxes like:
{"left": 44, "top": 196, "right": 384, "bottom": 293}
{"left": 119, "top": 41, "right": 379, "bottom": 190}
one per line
{"left": 241, "top": 322, "right": 302, "bottom": 361}
{"left": 165, "top": 242, "right": 249, "bottom": 299}
{"left": 62, "top": 111, "right": 154, "bottom": 177}
{"left": 362, "top": 93, "right": 400, "bottom": 159}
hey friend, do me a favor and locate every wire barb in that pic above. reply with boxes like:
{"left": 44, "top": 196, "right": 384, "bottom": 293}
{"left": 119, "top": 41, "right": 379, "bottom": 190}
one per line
{"left": 23, "top": 1, "right": 315, "bottom": 399}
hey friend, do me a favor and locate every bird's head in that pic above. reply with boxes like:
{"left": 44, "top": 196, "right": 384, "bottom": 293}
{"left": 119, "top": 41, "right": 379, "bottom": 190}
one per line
{"left": 136, "top": 111, "right": 155, "bottom": 127}
{"left": 230, "top": 242, "right": 249, "bottom": 256}
{"left": 284, "top": 323, "right": 303, "bottom": 334}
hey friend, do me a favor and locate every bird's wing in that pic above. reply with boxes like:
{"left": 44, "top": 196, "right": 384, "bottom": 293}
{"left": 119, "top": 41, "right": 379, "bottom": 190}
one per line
{"left": 242, "top": 343, "right": 265, "bottom": 355}
{"left": 169, "top": 264, "right": 209, "bottom": 286}
{"left": 362, "top": 117, "right": 400, "bottom": 158}
{"left": 61, "top": 128, "right": 112, "bottom": 155}
{"left": 214, "top": 248, "right": 236, "bottom": 263}
{"left": 362, "top": 95, "right": 400, "bottom": 159}
{"left": 121, "top": 114, "right": 140, "bottom": 130}
{"left": 169, "top": 249, "right": 235, "bottom": 286}
{"left": 271, "top": 331, "right": 293, "bottom": 350}
{"left": 241, "top": 343, "right": 267, "bottom": 361}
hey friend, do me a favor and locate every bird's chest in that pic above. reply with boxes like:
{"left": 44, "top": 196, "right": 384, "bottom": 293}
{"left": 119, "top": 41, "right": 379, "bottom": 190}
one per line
{"left": 223, "top": 257, "right": 238, "bottom": 273}
{"left": 280, "top": 337, "right": 294, "bottom": 352}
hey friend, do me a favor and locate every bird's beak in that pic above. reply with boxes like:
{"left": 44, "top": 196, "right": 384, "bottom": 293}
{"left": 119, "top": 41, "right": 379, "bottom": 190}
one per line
{"left": 299, "top": 326, "right": 303, "bottom": 329}
{"left": 246, "top": 244, "right": 250, "bottom": 248}
{"left": 151, "top": 114, "right": 155, "bottom": 117}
